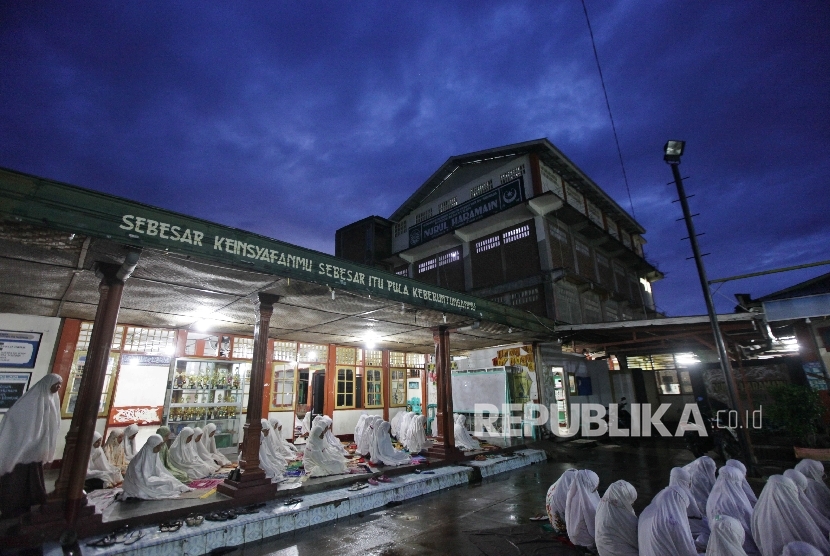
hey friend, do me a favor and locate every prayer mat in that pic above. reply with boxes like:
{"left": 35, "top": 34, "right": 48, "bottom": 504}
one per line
{"left": 87, "top": 487, "right": 122, "bottom": 514}
{"left": 466, "top": 524, "right": 582, "bottom": 556}
{"left": 187, "top": 478, "right": 225, "bottom": 489}
{"left": 177, "top": 487, "right": 218, "bottom": 500}
{"left": 347, "top": 464, "right": 372, "bottom": 474}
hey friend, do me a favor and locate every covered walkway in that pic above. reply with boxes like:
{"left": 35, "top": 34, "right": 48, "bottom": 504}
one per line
{"left": 0, "top": 167, "right": 557, "bottom": 550}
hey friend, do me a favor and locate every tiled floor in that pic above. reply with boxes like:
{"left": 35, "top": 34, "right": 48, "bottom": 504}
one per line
{"left": 69, "top": 452, "right": 546, "bottom": 556}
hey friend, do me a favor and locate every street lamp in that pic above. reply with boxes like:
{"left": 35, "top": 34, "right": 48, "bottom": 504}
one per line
{"left": 663, "top": 140, "right": 685, "bottom": 163}
{"left": 664, "top": 141, "right": 756, "bottom": 470}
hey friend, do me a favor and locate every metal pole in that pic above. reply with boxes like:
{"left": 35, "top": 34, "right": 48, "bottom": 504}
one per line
{"left": 668, "top": 162, "right": 757, "bottom": 470}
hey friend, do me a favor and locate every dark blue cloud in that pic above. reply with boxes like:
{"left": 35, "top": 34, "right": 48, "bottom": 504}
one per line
{"left": 1, "top": 1, "right": 828, "bottom": 316}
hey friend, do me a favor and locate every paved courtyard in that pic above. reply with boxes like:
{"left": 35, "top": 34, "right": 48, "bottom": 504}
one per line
{"left": 232, "top": 439, "right": 727, "bottom": 556}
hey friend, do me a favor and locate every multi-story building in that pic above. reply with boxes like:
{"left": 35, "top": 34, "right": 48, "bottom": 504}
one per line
{"left": 336, "top": 138, "right": 663, "bottom": 325}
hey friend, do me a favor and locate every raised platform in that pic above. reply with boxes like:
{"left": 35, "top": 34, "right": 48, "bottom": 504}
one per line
{"left": 48, "top": 449, "right": 545, "bottom": 556}
{"left": 462, "top": 449, "right": 548, "bottom": 478}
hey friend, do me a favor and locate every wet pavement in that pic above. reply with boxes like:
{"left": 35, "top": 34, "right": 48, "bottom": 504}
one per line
{"left": 225, "top": 439, "right": 714, "bottom": 556}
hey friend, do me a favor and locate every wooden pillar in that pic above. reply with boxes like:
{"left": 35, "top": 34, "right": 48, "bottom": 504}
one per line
{"left": 217, "top": 293, "right": 280, "bottom": 500}
{"left": 323, "top": 345, "right": 336, "bottom": 418}
{"left": 52, "top": 264, "right": 126, "bottom": 526}
{"left": 426, "top": 326, "right": 462, "bottom": 460}
{"left": 261, "top": 340, "right": 274, "bottom": 419}
{"left": 382, "top": 349, "right": 390, "bottom": 422}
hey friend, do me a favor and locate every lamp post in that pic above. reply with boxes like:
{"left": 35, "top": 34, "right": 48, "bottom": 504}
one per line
{"left": 664, "top": 140, "right": 756, "bottom": 470}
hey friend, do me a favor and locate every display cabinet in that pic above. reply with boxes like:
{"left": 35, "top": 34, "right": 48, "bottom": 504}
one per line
{"left": 163, "top": 358, "right": 251, "bottom": 451}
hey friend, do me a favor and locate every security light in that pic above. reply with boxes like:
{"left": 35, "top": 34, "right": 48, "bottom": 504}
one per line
{"left": 663, "top": 140, "right": 685, "bottom": 163}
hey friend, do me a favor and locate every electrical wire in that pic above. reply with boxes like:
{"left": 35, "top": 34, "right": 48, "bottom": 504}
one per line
{"left": 581, "top": 0, "right": 636, "bottom": 220}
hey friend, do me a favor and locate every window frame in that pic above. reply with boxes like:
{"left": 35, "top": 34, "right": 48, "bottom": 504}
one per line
{"left": 269, "top": 362, "right": 297, "bottom": 411}
{"left": 364, "top": 367, "right": 384, "bottom": 408}
{"left": 336, "top": 365, "right": 356, "bottom": 409}
{"left": 389, "top": 368, "right": 407, "bottom": 407}
{"left": 61, "top": 350, "right": 120, "bottom": 419}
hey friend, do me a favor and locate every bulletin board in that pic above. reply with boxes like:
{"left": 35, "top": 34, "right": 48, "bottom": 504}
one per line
{"left": 0, "top": 371, "right": 32, "bottom": 412}
{"left": 0, "top": 330, "right": 42, "bottom": 368}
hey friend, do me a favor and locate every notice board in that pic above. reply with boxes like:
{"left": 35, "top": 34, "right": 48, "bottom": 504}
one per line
{"left": 0, "top": 372, "right": 32, "bottom": 412}
{"left": 0, "top": 330, "right": 42, "bottom": 368}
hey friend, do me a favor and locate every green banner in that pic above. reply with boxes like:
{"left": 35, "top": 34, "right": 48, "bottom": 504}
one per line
{"left": 0, "top": 168, "right": 557, "bottom": 336}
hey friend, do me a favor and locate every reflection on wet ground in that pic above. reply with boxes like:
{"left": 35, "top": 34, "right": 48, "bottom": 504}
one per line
{"left": 230, "top": 439, "right": 737, "bottom": 556}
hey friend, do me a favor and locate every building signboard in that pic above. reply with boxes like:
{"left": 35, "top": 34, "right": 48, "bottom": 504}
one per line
{"left": 0, "top": 169, "right": 557, "bottom": 335}
{"left": 407, "top": 177, "right": 525, "bottom": 249}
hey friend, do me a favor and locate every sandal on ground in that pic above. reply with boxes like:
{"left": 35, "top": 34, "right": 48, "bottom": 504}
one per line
{"left": 86, "top": 534, "right": 118, "bottom": 547}
{"left": 529, "top": 514, "right": 548, "bottom": 522}
{"left": 122, "top": 530, "right": 145, "bottom": 545}
{"left": 159, "top": 520, "right": 183, "bottom": 532}
{"left": 377, "top": 475, "right": 392, "bottom": 483}
{"left": 283, "top": 497, "right": 303, "bottom": 506}
{"left": 185, "top": 514, "right": 204, "bottom": 527}
{"left": 223, "top": 510, "right": 238, "bottom": 520}
{"left": 205, "top": 512, "right": 228, "bottom": 522}
{"left": 348, "top": 482, "right": 370, "bottom": 491}
{"left": 111, "top": 525, "right": 133, "bottom": 543}
{"left": 238, "top": 503, "right": 265, "bottom": 515}
{"left": 414, "top": 469, "right": 434, "bottom": 474}
{"left": 368, "top": 478, "right": 379, "bottom": 486}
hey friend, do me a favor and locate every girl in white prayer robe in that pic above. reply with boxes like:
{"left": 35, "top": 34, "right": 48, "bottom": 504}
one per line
{"left": 545, "top": 468, "right": 577, "bottom": 533}
{"left": 122, "top": 434, "right": 191, "bottom": 500}
{"left": 87, "top": 432, "right": 123, "bottom": 487}
{"left": 781, "top": 541, "right": 823, "bottom": 556}
{"left": 321, "top": 415, "right": 348, "bottom": 456}
{"left": 258, "top": 418, "right": 287, "bottom": 482}
{"left": 363, "top": 416, "right": 383, "bottom": 458}
{"left": 794, "top": 459, "right": 830, "bottom": 518}
{"left": 0, "top": 374, "right": 62, "bottom": 518}
{"left": 637, "top": 482, "right": 697, "bottom": 556}
{"left": 669, "top": 466, "right": 709, "bottom": 542}
{"left": 406, "top": 415, "right": 428, "bottom": 454}
{"left": 303, "top": 421, "right": 348, "bottom": 477}
{"left": 371, "top": 421, "right": 411, "bottom": 466}
{"left": 355, "top": 414, "right": 373, "bottom": 456}
{"left": 399, "top": 412, "right": 414, "bottom": 449}
{"left": 684, "top": 455, "right": 716, "bottom": 514}
{"left": 122, "top": 423, "right": 140, "bottom": 463}
{"left": 390, "top": 411, "right": 403, "bottom": 439}
{"left": 726, "top": 459, "right": 757, "bottom": 506}
{"left": 565, "top": 469, "right": 601, "bottom": 549}
{"left": 202, "top": 423, "right": 232, "bottom": 467}
{"left": 706, "top": 514, "right": 748, "bottom": 556}
{"left": 167, "top": 426, "right": 214, "bottom": 480}
{"left": 453, "top": 415, "right": 480, "bottom": 451}
{"left": 192, "top": 427, "right": 220, "bottom": 473}
{"left": 300, "top": 411, "right": 312, "bottom": 436}
{"left": 269, "top": 418, "right": 298, "bottom": 459}
{"left": 104, "top": 430, "right": 127, "bottom": 473}
{"left": 595, "top": 479, "right": 638, "bottom": 556}
{"left": 706, "top": 466, "right": 759, "bottom": 555}
{"left": 750, "top": 474, "right": 830, "bottom": 556}
{"left": 782, "top": 469, "right": 830, "bottom": 537}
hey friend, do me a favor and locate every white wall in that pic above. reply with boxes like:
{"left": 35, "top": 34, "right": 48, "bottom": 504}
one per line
{"left": 332, "top": 408, "right": 381, "bottom": 436}
{"left": 267, "top": 410, "right": 295, "bottom": 440}
{"left": 0, "top": 313, "right": 62, "bottom": 422}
